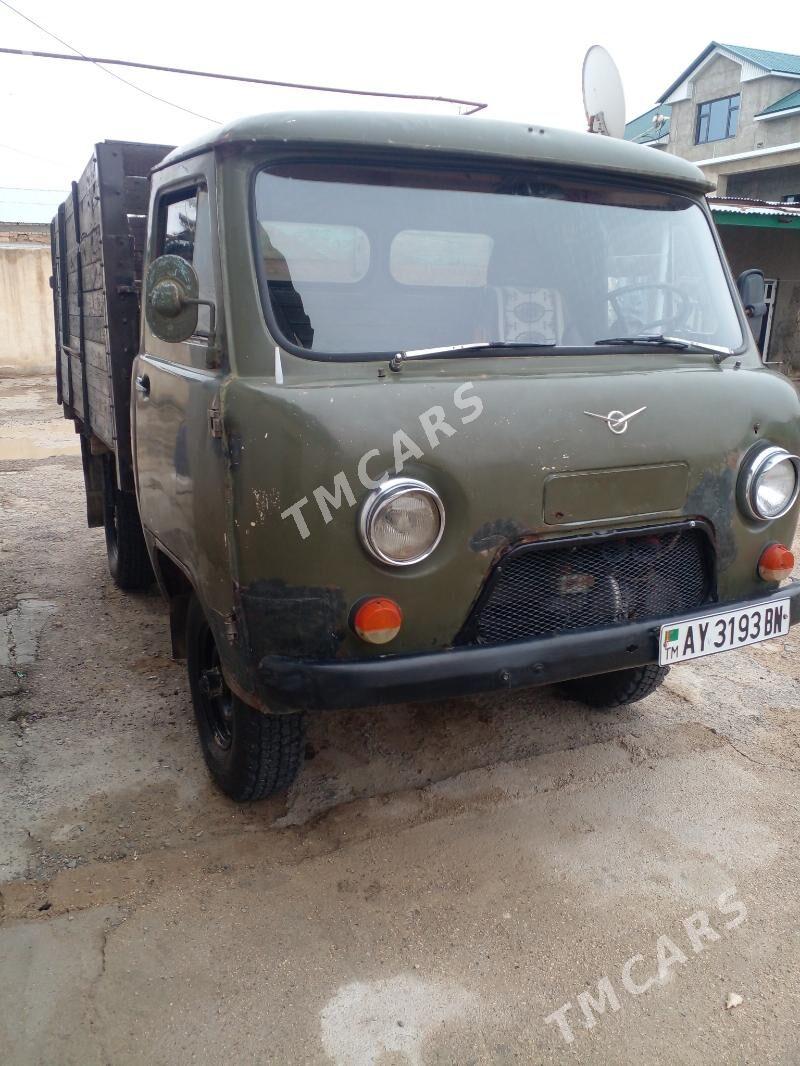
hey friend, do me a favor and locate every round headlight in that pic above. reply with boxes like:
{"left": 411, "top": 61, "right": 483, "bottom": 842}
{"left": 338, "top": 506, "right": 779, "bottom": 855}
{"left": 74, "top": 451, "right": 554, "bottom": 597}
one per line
{"left": 740, "top": 446, "right": 800, "bottom": 521}
{"left": 359, "top": 478, "right": 445, "bottom": 565}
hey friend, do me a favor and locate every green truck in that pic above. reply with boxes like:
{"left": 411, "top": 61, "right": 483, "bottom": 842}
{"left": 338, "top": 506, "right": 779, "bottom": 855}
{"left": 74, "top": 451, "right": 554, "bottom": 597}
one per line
{"left": 51, "top": 111, "right": 800, "bottom": 801}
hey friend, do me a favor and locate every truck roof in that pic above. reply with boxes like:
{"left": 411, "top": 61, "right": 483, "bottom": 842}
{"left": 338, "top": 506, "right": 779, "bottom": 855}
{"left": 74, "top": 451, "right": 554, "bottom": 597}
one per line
{"left": 155, "top": 110, "right": 713, "bottom": 193}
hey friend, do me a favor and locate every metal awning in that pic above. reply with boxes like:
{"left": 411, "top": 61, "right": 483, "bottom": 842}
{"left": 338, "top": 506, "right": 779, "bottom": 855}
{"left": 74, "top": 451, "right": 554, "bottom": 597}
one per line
{"left": 709, "top": 197, "right": 800, "bottom": 229}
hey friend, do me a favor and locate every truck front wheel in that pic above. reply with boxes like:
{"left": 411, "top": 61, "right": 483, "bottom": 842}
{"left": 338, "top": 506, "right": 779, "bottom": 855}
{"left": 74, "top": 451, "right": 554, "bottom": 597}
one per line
{"left": 561, "top": 664, "right": 669, "bottom": 709}
{"left": 102, "top": 456, "right": 153, "bottom": 590}
{"left": 186, "top": 595, "right": 305, "bottom": 801}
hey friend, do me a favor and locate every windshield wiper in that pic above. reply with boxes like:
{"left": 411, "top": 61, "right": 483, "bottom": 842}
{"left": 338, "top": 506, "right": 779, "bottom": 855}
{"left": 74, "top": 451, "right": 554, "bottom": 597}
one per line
{"left": 389, "top": 334, "right": 737, "bottom": 371}
{"left": 594, "top": 334, "right": 736, "bottom": 362}
{"left": 389, "top": 340, "right": 555, "bottom": 371}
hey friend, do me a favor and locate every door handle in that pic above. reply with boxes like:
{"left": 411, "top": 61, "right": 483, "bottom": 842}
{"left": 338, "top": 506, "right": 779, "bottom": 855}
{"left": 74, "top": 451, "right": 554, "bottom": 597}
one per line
{"left": 135, "top": 373, "right": 150, "bottom": 396}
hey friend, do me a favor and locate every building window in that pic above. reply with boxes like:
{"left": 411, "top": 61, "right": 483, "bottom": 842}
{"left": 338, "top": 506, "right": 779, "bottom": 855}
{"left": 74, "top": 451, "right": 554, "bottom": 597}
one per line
{"left": 696, "top": 94, "right": 740, "bottom": 145}
{"left": 782, "top": 194, "right": 800, "bottom": 204}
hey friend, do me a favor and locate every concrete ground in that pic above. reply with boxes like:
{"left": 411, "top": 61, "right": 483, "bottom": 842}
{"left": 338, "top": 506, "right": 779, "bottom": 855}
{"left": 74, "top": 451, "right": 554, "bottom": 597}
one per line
{"left": 2, "top": 376, "right": 800, "bottom": 1065}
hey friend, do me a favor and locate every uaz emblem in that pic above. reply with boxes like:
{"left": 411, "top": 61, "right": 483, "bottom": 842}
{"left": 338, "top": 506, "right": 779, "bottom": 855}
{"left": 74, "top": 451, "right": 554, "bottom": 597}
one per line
{"left": 583, "top": 406, "right": 647, "bottom": 435}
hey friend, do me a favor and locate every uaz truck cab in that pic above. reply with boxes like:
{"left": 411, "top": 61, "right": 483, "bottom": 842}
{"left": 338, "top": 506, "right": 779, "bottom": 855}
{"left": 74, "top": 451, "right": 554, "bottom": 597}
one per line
{"left": 51, "top": 111, "right": 800, "bottom": 801}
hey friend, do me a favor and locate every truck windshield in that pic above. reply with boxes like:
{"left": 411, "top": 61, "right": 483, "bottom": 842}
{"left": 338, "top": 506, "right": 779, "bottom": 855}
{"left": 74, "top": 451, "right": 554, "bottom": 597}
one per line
{"left": 253, "top": 162, "right": 743, "bottom": 357}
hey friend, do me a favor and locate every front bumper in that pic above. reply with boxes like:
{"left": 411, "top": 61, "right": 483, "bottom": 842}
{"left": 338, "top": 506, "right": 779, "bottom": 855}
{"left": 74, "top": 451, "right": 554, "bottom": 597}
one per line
{"left": 256, "top": 579, "right": 800, "bottom": 711}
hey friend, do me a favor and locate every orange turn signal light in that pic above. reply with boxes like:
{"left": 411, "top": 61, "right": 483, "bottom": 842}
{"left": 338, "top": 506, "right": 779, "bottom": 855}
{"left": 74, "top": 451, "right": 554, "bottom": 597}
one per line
{"left": 352, "top": 597, "right": 403, "bottom": 645}
{"left": 758, "top": 542, "right": 795, "bottom": 583}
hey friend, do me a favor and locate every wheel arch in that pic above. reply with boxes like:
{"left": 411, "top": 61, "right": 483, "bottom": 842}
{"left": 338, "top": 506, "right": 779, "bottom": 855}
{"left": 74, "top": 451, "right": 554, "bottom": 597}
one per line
{"left": 150, "top": 543, "right": 259, "bottom": 708}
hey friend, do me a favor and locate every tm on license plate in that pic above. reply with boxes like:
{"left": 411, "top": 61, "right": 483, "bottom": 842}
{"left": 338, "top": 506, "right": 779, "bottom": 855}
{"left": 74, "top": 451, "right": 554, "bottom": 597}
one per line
{"left": 659, "top": 599, "right": 790, "bottom": 665}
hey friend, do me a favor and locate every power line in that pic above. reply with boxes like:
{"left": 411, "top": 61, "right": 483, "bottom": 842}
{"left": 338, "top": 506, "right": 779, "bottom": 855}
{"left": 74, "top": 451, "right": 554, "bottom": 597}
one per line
{"left": 0, "top": 184, "right": 65, "bottom": 192}
{"left": 0, "top": 0, "right": 216, "bottom": 122}
{"left": 0, "top": 45, "right": 488, "bottom": 115}
{"left": 0, "top": 140, "right": 61, "bottom": 165}
{"left": 0, "top": 198, "right": 60, "bottom": 205}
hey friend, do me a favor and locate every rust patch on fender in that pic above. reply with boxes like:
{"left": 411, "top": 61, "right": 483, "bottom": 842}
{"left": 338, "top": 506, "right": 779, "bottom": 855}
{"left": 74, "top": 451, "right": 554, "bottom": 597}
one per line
{"left": 684, "top": 460, "right": 737, "bottom": 569}
{"left": 469, "top": 518, "right": 526, "bottom": 555}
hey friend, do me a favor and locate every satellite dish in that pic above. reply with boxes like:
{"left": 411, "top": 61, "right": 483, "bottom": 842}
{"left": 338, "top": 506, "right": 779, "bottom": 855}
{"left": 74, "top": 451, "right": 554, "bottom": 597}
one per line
{"left": 582, "top": 45, "right": 626, "bottom": 138}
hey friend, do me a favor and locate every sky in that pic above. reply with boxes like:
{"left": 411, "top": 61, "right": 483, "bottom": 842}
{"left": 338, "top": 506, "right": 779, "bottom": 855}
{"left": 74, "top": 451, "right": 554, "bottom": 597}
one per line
{"left": 1, "top": 0, "right": 797, "bottom": 223}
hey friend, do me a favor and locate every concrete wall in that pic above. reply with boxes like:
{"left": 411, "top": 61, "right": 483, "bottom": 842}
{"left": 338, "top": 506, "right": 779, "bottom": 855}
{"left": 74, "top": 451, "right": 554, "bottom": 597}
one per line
{"left": 727, "top": 164, "right": 800, "bottom": 200}
{"left": 0, "top": 242, "right": 55, "bottom": 376}
{"left": 718, "top": 226, "right": 800, "bottom": 372}
{"left": 667, "top": 55, "right": 800, "bottom": 163}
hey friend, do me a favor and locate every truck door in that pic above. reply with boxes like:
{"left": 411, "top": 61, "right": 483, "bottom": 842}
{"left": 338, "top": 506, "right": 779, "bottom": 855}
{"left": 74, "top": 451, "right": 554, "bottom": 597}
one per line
{"left": 132, "top": 167, "right": 229, "bottom": 601}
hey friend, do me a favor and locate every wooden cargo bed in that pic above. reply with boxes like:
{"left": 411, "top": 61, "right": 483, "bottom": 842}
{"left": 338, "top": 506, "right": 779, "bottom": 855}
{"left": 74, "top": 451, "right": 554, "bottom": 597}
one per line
{"left": 50, "top": 141, "right": 173, "bottom": 498}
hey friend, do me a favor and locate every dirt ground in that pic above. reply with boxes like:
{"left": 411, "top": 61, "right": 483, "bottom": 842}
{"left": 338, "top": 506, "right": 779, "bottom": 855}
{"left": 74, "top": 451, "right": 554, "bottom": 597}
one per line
{"left": 2, "top": 375, "right": 800, "bottom": 1065}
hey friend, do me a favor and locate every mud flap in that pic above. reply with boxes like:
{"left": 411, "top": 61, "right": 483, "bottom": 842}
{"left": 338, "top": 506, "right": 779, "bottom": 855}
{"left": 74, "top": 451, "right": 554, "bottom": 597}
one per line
{"left": 79, "top": 434, "right": 105, "bottom": 528}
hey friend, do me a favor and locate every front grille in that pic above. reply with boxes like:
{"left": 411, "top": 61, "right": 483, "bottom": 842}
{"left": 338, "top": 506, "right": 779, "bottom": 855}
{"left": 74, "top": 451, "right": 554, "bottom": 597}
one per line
{"left": 462, "top": 526, "right": 714, "bottom": 646}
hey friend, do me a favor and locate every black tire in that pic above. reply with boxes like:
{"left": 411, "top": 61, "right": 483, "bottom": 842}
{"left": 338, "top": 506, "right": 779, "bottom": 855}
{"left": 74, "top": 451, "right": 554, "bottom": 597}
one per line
{"left": 102, "top": 457, "right": 153, "bottom": 590}
{"left": 186, "top": 595, "right": 305, "bottom": 801}
{"left": 561, "top": 664, "right": 669, "bottom": 709}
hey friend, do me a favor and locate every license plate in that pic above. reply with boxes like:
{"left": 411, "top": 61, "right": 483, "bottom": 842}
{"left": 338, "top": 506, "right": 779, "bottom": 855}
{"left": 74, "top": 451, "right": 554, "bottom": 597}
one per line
{"left": 659, "top": 599, "right": 790, "bottom": 665}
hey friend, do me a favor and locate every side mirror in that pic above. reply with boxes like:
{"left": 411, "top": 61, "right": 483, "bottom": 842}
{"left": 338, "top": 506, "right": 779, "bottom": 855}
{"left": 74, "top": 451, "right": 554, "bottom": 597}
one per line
{"left": 144, "top": 254, "right": 220, "bottom": 366}
{"left": 145, "top": 255, "right": 199, "bottom": 342}
{"left": 736, "top": 269, "right": 767, "bottom": 340}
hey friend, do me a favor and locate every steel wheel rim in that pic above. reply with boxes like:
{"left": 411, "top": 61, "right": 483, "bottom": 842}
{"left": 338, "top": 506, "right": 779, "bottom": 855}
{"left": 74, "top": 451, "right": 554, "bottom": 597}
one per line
{"left": 198, "top": 632, "right": 234, "bottom": 751}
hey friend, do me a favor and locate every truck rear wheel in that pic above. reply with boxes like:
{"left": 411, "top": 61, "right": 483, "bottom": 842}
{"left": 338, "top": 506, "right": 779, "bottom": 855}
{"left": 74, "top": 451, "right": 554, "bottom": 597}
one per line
{"left": 102, "top": 456, "right": 153, "bottom": 590}
{"left": 561, "top": 664, "right": 669, "bottom": 709}
{"left": 186, "top": 595, "right": 305, "bottom": 801}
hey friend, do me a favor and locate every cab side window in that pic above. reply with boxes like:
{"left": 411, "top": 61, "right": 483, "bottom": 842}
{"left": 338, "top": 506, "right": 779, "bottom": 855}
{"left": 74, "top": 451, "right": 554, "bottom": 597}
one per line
{"left": 149, "top": 185, "right": 215, "bottom": 360}
{"left": 162, "top": 194, "right": 198, "bottom": 261}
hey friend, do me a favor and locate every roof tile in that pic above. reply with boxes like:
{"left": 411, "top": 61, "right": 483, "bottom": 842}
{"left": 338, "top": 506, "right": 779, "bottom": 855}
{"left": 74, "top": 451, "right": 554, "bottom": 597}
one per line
{"left": 721, "top": 44, "right": 800, "bottom": 76}
{"left": 658, "top": 41, "right": 800, "bottom": 102}
{"left": 756, "top": 88, "right": 800, "bottom": 117}
{"left": 624, "top": 104, "right": 671, "bottom": 144}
